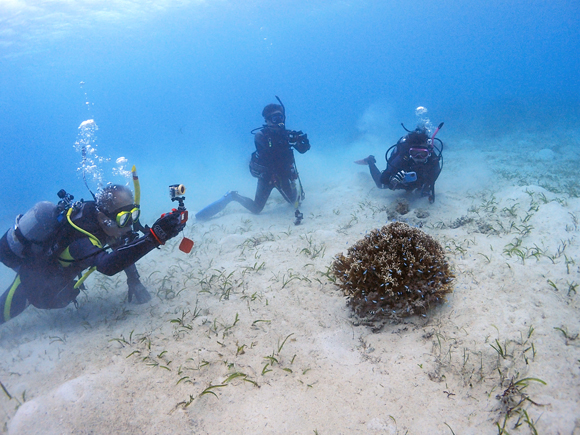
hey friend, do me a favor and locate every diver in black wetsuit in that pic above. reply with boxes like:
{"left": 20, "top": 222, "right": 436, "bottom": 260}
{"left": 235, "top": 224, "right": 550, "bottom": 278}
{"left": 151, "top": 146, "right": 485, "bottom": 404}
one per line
{"left": 0, "top": 185, "right": 185, "bottom": 325}
{"left": 356, "top": 124, "right": 444, "bottom": 203}
{"left": 195, "top": 99, "right": 310, "bottom": 220}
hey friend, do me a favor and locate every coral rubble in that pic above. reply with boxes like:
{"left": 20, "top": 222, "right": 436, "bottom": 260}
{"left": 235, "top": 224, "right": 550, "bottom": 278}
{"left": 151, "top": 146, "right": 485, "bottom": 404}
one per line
{"left": 332, "top": 222, "right": 454, "bottom": 327}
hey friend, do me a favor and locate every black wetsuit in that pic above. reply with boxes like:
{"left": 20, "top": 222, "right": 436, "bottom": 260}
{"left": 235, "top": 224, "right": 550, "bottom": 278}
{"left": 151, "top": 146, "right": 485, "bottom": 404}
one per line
{"left": 0, "top": 202, "right": 159, "bottom": 324}
{"left": 234, "top": 126, "right": 310, "bottom": 214}
{"left": 368, "top": 132, "right": 441, "bottom": 200}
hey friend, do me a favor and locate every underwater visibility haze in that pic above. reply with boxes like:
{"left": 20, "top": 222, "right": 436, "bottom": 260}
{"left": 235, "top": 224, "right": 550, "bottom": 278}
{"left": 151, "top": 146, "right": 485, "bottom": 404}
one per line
{"left": 2, "top": 2, "right": 580, "bottom": 433}
{"left": 0, "top": 0, "right": 580, "bottom": 221}
{"left": 0, "top": 0, "right": 578, "bottom": 275}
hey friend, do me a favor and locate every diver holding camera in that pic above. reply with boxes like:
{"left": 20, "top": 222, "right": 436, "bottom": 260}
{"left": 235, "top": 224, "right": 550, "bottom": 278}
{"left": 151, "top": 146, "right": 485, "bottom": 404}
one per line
{"left": 356, "top": 122, "right": 444, "bottom": 203}
{"left": 0, "top": 183, "right": 189, "bottom": 325}
{"left": 196, "top": 97, "right": 310, "bottom": 225}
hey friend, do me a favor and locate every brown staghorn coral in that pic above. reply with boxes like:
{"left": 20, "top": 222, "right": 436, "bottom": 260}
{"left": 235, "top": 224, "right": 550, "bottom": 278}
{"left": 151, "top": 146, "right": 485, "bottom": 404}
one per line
{"left": 332, "top": 222, "right": 454, "bottom": 327}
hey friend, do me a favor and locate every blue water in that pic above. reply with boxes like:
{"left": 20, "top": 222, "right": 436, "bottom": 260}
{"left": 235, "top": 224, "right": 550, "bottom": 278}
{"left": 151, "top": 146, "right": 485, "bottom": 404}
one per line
{"left": 0, "top": 0, "right": 578, "bottom": 222}
{"left": 1, "top": 4, "right": 580, "bottom": 430}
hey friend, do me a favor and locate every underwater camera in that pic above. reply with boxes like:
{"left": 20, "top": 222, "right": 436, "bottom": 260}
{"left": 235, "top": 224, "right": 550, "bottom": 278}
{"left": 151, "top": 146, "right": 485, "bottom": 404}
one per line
{"left": 168, "top": 184, "right": 194, "bottom": 253}
{"left": 169, "top": 184, "right": 186, "bottom": 200}
{"left": 168, "top": 184, "right": 187, "bottom": 220}
{"left": 287, "top": 130, "right": 308, "bottom": 145}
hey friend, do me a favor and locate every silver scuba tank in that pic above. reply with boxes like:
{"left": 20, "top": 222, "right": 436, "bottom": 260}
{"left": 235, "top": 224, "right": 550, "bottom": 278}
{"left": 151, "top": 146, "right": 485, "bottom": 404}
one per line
{"left": 6, "top": 201, "right": 59, "bottom": 259}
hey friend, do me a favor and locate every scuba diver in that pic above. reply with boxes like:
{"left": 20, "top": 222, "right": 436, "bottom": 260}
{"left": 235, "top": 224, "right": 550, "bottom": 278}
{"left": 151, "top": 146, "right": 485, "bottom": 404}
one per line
{"left": 196, "top": 97, "right": 310, "bottom": 224}
{"left": 0, "top": 184, "right": 186, "bottom": 325}
{"left": 356, "top": 122, "right": 444, "bottom": 203}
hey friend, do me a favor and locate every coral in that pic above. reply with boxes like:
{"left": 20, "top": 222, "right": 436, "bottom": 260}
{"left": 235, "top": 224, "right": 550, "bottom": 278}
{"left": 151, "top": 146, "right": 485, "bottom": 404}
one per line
{"left": 415, "top": 208, "right": 429, "bottom": 219}
{"left": 395, "top": 199, "right": 410, "bottom": 215}
{"left": 386, "top": 199, "right": 410, "bottom": 220}
{"left": 332, "top": 222, "right": 454, "bottom": 327}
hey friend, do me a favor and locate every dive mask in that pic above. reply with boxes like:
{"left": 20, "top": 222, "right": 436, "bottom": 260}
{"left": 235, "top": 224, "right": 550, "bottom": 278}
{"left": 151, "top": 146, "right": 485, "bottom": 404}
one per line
{"left": 268, "top": 112, "right": 285, "bottom": 124}
{"left": 409, "top": 147, "right": 431, "bottom": 162}
{"left": 109, "top": 206, "right": 140, "bottom": 228}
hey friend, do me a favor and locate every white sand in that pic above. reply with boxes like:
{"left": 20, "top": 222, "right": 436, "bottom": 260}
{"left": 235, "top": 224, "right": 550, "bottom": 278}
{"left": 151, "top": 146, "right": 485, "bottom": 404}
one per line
{"left": 1, "top": 138, "right": 580, "bottom": 435}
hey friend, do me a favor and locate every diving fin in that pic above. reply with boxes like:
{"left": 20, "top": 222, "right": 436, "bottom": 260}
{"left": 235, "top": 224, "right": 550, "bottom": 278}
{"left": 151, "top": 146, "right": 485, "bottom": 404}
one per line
{"left": 195, "top": 192, "right": 236, "bottom": 221}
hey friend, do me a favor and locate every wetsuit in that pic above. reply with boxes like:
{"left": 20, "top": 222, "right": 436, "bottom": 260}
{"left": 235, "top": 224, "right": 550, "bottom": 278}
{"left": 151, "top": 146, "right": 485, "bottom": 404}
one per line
{"left": 234, "top": 127, "right": 310, "bottom": 214}
{"left": 368, "top": 132, "right": 441, "bottom": 201}
{"left": 0, "top": 202, "right": 160, "bottom": 324}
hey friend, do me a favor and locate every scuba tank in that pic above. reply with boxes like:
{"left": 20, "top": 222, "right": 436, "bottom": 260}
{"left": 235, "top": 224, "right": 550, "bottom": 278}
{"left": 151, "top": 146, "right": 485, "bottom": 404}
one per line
{"left": 1, "top": 201, "right": 59, "bottom": 269}
{"left": 0, "top": 190, "right": 77, "bottom": 270}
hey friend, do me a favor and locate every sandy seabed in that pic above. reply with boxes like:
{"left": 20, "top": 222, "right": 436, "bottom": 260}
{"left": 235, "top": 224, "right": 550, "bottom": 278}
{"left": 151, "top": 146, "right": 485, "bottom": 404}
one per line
{"left": 1, "top": 137, "right": 580, "bottom": 435}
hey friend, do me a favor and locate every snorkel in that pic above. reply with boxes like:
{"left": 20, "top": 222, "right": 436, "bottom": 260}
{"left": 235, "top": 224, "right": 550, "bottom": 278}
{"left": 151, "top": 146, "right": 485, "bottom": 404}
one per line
{"left": 274, "top": 95, "right": 286, "bottom": 129}
{"left": 131, "top": 165, "right": 141, "bottom": 206}
{"left": 131, "top": 165, "right": 147, "bottom": 233}
{"left": 429, "top": 122, "right": 444, "bottom": 150}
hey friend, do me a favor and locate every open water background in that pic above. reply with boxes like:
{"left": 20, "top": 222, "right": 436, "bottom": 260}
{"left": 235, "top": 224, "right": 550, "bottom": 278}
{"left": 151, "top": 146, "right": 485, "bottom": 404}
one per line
{"left": 0, "top": 0, "right": 578, "bottom": 283}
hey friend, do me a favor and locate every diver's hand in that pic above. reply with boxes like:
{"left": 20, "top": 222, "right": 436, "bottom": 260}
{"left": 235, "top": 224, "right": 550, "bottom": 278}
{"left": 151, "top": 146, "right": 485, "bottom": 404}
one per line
{"left": 287, "top": 130, "right": 301, "bottom": 143}
{"left": 149, "top": 211, "right": 185, "bottom": 245}
{"left": 298, "top": 133, "right": 310, "bottom": 150}
{"left": 290, "top": 131, "right": 310, "bottom": 153}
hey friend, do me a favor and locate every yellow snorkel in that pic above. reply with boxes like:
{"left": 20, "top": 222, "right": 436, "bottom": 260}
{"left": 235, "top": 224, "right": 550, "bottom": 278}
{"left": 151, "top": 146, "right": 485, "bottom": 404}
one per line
{"left": 131, "top": 165, "right": 147, "bottom": 233}
{"left": 132, "top": 165, "right": 141, "bottom": 207}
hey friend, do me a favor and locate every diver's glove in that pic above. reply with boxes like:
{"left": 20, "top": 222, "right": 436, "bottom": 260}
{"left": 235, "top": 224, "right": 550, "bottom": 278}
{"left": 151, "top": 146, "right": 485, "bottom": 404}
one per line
{"left": 391, "top": 171, "right": 407, "bottom": 185}
{"left": 296, "top": 133, "right": 310, "bottom": 152}
{"left": 149, "top": 211, "right": 185, "bottom": 245}
{"left": 288, "top": 130, "right": 310, "bottom": 152}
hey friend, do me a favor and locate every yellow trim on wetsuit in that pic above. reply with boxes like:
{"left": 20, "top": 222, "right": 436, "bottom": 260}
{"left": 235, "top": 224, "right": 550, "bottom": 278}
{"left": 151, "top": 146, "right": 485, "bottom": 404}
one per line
{"left": 58, "top": 238, "right": 101, "bottom": 267}
{"left": 3, "top": 275, "right": 21, "bottom": 322}
{"left": 58, "top": 246, "right": 74, "bottom": 267}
